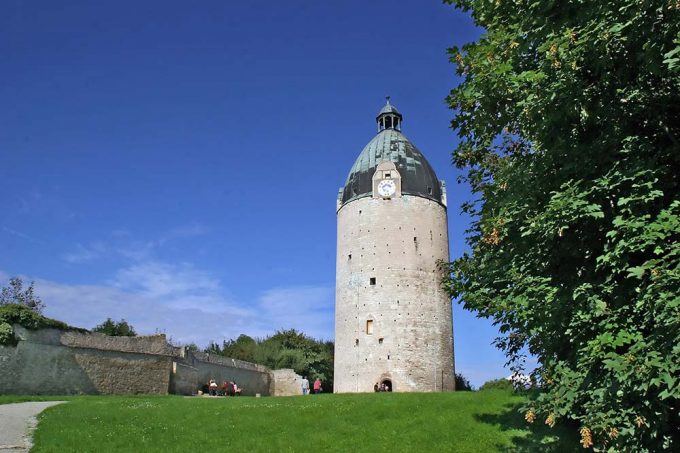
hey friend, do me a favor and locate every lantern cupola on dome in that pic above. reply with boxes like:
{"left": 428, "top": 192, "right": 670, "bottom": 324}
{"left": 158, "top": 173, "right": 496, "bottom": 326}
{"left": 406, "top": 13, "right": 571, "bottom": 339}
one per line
{"left": 376, "top": 96, "right": 402, "bottom": 132}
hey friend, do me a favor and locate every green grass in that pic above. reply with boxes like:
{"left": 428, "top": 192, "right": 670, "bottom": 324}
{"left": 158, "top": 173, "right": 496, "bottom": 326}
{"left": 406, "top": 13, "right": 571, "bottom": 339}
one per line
{"left": 26, "top": 391, "right": 578, "bottom": 452}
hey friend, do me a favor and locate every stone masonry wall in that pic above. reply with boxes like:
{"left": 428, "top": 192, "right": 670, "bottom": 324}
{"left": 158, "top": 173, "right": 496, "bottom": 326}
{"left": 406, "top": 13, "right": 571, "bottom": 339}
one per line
{"left": 188, "top": 351, "right": 272, "bottom": 396}
{"left": 270, "top": 369, "right": 304, "bottom": 396}
{"left": 0, "top": 326, "right": 172, "bottom": 395}
{"left": 335, "top": 195, "right": 455, "bottom": 393}
{"left": 0, "top": 325, "right": 299, "bottom": 396}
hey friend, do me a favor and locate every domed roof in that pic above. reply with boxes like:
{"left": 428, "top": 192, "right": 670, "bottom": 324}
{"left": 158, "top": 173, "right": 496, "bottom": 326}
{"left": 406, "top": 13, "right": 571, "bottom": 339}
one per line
{"left": 339, "top": 126, "right": 443, "bottom": 206}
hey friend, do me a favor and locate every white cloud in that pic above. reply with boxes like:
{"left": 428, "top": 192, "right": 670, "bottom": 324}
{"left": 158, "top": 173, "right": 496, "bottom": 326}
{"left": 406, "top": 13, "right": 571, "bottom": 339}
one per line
{"left": 256, "top": 286, "right": 335, "bottom": 340}
{"left": 111, "top": 261, "right": 221, "bottom": 299}
{"left": 62, "top": 222, "right": 210, "bottom": 264}
{"left": 2, "top": 263, "right": 334, "bottom": 348}
{"left": 62, "top": 241, "right": 107, "bottom": 263}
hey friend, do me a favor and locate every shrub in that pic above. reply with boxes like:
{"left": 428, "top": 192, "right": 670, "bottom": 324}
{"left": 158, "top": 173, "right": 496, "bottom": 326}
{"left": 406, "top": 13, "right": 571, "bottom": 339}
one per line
{"left": 479, "top": 378, "right": 513, "bottom": 392}
{"left": 454, "top": 373, "right": 473, "bottom": 391}
{"left": 0, "top": 322, "right": 15, "bottom": 346}
{"left": 93, "top": 318, "right": 137, "bottom": 336}
{"left": 0, "top": 305, "right": 85, "bottom": 346}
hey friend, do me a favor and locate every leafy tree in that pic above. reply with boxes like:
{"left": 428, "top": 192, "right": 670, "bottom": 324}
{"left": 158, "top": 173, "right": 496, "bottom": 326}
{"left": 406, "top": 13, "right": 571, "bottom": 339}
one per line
{"left": 203, "top": 340, "right": 222, "bottom": 355}
{"left": 454, "top": 373, "right": 473, "bottom": 391}
{"left": 444, "top": 0, "right": 679, "bottom": 450}
{"left": 184, "top": 342, "right": 199, "bottom": 353}
{"left": 221, "top": 334, "right": 257, "bottom": 362}
{"left": 203, "top": 329, "right": 335, "bottom": 391}
{"left": 92, "top": 318, "right": 137, "bottom": 337}
{"left": 0, "top": 277, "right": 44, "bottom": 313}
{"left": 479, "top": 378, "right": 514, "bottom": 392}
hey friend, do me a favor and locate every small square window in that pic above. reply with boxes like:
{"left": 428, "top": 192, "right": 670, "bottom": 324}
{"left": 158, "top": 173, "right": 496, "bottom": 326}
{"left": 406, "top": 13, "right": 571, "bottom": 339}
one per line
{"left": 378, "top": 337, "right": 384, "bottom": 344}
{"left": 370, "top": 277, "right": 376, "bottom": 286}
{"left": 385, "top": 172, "right": 391, "bottom": 178}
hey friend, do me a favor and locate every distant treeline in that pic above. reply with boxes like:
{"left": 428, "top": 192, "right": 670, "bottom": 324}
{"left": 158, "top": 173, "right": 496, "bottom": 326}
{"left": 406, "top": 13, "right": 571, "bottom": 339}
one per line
{"left": 189, "top": 329, "right": 334, "bottom": 391}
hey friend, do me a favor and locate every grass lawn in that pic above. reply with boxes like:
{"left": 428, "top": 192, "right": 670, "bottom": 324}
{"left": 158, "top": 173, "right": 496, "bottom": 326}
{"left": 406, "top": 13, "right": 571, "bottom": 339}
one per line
{"left": 26, "top": 391, "right": 577, "bottom": 452}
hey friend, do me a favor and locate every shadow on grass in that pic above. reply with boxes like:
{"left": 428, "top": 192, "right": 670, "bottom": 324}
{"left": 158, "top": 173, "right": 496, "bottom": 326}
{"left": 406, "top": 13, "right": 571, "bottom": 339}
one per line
{"left": 475, "top": 399, "right": 581, "bottom": 452}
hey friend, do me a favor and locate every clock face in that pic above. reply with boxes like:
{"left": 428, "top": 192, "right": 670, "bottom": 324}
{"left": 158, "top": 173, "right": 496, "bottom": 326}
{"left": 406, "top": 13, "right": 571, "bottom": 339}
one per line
{"left": 377, "top": 179, "right": 396, "bottom": 197}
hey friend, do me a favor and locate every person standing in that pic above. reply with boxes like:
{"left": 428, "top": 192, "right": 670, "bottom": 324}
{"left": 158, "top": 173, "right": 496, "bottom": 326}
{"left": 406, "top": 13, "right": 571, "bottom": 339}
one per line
{"left": 301, "top": 376, "right": 310, "bottom": 395}
{"left": 313, "top": 378, "right": 322, "bottom": 394}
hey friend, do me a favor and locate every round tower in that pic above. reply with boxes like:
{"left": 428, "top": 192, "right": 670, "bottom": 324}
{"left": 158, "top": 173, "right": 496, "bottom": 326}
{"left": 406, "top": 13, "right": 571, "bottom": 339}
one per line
{"left": 334, "top": 99, "right": 455, "bottom": 393}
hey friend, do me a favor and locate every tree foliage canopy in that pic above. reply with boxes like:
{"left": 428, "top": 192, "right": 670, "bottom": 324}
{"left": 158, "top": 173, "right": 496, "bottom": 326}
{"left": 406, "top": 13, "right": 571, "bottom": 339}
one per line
{"left": 0, "top": 277, "right": 44, "bottom": 313}
{"left": 203, "top": 329, "right": 334, "bottom": 390}
{"left": 92, "top": 318, "right": 137, "bottom": 337}
{"left": 444, "top": 0, "right": 679, "bottom": 450}
{"left": 0, "top": 304, "right": 73, "bottom": 345}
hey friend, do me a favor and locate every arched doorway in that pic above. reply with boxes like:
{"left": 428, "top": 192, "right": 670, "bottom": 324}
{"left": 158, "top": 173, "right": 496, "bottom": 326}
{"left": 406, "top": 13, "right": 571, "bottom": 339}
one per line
{"left": 381, "top": 379, "right": 393, "bottom": 392}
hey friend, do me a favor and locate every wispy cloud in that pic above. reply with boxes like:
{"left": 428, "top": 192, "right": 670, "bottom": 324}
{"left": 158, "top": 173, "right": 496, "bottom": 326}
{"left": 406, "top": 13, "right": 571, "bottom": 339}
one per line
{"left": 256, "top": 286, "right": 334, "bottom": 340}
{"left": 62, "top": 222, "right": 210, "bottom": 264}
{"left": 1, "top": 226, "right": 44, "bottom": 244}
{"left": 1, "top": 263, "right": 334, "bottom": 347}
{"left": 62, "top": 241, "right": 107, "bottom": 263}
{"left": 160, "top": 222, "right": 209, "bottom": 244}
{"left": 112, "top": 261, "right": 221, "bottom": 299}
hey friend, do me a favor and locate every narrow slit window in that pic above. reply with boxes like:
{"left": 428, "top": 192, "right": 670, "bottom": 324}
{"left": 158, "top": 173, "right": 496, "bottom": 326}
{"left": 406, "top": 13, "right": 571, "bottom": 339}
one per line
{"left": 385, "top": 172, "right": 391, "bottom": 178}
{"left": 355, "top": 338, "right": 359, "bottom": 346}
{"left": 348, "top": 254, "right": 352, "bottom": 260}
{"left": 366, "top": 320, "right": 374, "bottom": 335}
{"left": 370, "top": 277, "right": 376, "bottom": 286}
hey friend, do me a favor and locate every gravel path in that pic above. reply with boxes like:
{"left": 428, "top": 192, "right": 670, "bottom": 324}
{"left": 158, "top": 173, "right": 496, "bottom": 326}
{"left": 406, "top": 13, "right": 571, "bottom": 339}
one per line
{"left": 0, "top": 401, "right": 65, "bottom": 452}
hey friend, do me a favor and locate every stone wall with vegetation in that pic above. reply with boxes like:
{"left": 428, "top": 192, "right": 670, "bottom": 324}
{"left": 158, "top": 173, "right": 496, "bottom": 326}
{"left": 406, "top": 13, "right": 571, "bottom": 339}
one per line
{"left": 0, "top": 325, "right": 299, "bottom": 396}
{"left": 0, "top": 326, "right": 172, "bottom": 395}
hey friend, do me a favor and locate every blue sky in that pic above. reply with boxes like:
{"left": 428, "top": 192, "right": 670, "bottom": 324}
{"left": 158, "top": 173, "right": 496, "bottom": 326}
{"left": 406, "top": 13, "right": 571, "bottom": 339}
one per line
{"left": 0, "top": 0, "right": 510, "bottom": 387}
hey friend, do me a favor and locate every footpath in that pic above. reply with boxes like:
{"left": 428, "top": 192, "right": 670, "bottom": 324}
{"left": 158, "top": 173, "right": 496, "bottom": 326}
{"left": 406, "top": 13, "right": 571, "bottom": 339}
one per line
{"left": 0, "top": 401, "right": 65, "bottom": 452}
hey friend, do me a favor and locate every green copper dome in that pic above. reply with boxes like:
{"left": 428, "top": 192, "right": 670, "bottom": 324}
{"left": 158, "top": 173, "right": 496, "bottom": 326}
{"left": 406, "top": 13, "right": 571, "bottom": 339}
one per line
{"left": 339, "top": 101, "right": 443, "bottom": 206}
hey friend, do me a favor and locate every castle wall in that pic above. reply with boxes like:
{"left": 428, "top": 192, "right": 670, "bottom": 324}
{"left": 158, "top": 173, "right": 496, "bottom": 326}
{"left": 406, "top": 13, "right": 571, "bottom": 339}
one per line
{"left": 335, "top": 195, "right": 455, "bottom": 393}
{"left": 188, "top": 351, "right": 272, "bottom": 396}
{"left": 0, "top": 326, "right": 299, "bottom": 396}
{"left": 0, "top": 326, "right": 172, "bottom": 395}
{"left": 270, "top": 369, "right": 304, "bottom": 396}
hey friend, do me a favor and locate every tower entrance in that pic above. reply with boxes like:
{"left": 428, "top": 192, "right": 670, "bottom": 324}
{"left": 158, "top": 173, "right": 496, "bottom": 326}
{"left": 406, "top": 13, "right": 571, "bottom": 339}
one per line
{"left": 381, "top": 379, "right": 393, "bottom": 392}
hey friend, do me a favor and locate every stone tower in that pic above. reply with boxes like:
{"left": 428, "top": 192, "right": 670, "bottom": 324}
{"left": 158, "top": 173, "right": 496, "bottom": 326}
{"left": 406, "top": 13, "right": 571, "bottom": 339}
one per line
{"left": 334, "top": 100, "right": 455, "bottom": 393}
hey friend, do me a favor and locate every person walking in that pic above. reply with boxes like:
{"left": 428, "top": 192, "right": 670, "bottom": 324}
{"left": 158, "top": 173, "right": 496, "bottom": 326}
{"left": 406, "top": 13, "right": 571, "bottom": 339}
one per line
{"left": 313, "top": 378, "right": 322, "bottom": 394}
{"left": 301, "top": 376, "right": 310, "bottom": 395}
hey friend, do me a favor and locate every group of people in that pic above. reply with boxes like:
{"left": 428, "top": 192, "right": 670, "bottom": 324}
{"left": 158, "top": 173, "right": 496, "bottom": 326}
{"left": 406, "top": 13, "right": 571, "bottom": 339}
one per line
{"left": 301, "top": 376, "right": 322, "bottom": 395}
{"left": 374, "top": 382, "right": 391, "bottom": 392}
{"left": 206, "top": 378, "right": 241, "bottom": 396}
